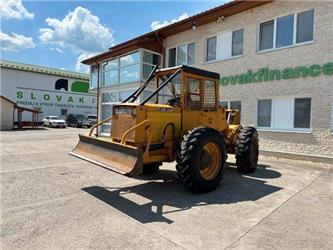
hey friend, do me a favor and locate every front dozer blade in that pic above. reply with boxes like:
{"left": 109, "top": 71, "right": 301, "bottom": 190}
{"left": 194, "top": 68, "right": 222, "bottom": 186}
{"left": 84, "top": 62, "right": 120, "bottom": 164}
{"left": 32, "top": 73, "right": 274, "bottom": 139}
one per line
{"left": 69, "top": 135, "right": 143, "bottom": 176}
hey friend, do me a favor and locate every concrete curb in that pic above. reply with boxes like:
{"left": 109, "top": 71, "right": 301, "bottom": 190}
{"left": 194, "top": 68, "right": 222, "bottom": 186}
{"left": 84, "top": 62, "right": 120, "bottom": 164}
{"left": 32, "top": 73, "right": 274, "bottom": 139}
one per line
{"left": 260, "top": 149, "right": 333, "bottom": 165}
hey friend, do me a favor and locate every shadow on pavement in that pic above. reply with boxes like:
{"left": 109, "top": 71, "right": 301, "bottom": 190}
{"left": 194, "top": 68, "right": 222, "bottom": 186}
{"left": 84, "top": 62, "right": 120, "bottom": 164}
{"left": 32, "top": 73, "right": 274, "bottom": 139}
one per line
{"left": 82, "top": 165, "right": 282, "bottom": 224}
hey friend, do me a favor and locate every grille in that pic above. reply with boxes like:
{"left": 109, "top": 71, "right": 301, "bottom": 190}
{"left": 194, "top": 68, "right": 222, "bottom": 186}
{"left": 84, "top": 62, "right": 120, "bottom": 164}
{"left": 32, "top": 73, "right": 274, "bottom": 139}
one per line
{"left": 111, "top": 115, "right": 136, "bottom": 141}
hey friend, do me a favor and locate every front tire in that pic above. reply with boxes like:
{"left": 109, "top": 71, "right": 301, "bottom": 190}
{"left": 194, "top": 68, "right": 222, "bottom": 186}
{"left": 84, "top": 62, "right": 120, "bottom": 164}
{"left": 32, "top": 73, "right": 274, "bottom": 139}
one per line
{"left": 176, "top": 127, "right": 226, "bottom": 193}
{"left": 236, "top": 127, "right": 259, "bottom": 173}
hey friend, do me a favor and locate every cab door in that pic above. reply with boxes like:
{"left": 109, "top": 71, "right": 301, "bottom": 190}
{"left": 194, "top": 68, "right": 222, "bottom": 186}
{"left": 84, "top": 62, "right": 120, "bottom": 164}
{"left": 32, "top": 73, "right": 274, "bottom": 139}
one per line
{"left": 182, "top": 75, "right": 226, "bottom": 134}
{"left": 182, "top": 74, "right": 203, "bottom": 133}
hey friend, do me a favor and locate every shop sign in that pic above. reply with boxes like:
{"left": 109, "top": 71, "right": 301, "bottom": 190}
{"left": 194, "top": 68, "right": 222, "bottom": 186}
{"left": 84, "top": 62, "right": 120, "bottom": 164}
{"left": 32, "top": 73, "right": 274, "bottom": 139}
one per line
{"left": 220, "top": 62, "right": 333, "bottom": 86}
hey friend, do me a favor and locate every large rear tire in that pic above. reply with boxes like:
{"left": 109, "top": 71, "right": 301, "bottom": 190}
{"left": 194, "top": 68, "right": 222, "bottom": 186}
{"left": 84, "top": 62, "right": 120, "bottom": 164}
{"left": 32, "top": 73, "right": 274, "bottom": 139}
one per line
{"left": 176, "top": 127, "right": 226, "bottom": 193}
{"left": 236, "top": 127, "right": 259, "bottom": 173}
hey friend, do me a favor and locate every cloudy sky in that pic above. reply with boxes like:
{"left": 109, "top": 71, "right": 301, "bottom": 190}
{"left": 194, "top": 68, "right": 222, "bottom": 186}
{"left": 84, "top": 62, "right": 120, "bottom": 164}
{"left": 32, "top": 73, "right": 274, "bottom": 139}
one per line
{"left": 1, "top": 0, "right": 226, "bottom": 73}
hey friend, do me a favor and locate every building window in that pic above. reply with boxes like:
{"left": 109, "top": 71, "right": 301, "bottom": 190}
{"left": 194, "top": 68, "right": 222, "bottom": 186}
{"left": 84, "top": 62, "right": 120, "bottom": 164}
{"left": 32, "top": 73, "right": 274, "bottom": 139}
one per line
{"left": 257, "top": 98, "right": 311, "bottom": 130}
{"left": 297, "top": 10, "right": 314, "bottom": 43}
{"left": 168, "top": 42, "right": 195, "bottom": 67}
{"left": 168, "top": 48, "right": 176, "bottom": 67}
{"left": 257, "top": 99, "right": 272, "bottom": 127}
{"left": 276, "top": 14, "right": 294, "bottom": 48}
{"left": 294, "top": 98, "right": 311, "bottom": 128}
{"left": 142, "top": 51, "right": 160, "bottom": 79}
{"left": 220, "top": 101, "right": 228, "bottom": 109}
{"left": 103, "top": 59, "right": 118, "bottom": 86}
{"left": 259, "top": 20, "right": 274, "bottom": 51}
{"left": 206, "top": 36, "right": 217, "bottom": 61}
{"left": 220, "top": 100, "right": 241, "bottom": 111}
{"left": 232, "top": 29, "right": 244, "bottom": 56}
{"left": 90, "top": 65, "right": 98, "bottom": 88}
{"left": 206, "top": 29, "right": 243, "bottom": 62}
{"left": 120, "top": 52, "right": 140, "bottom": 83}
{"left": 259, "top": 9, "right": 314, "bottom": 51}
{"left": 61, "top": 109, "right": 67, "bottom": 117}
{"left": 220, "top": 100, "right": 242, "bottom": 119}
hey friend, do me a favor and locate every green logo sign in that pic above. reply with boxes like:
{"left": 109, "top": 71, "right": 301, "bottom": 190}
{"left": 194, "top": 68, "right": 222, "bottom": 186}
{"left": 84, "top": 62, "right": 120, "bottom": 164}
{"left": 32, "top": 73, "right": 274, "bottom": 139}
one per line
{"left": 220, "top": 62, "right": 333, "bottom": 86}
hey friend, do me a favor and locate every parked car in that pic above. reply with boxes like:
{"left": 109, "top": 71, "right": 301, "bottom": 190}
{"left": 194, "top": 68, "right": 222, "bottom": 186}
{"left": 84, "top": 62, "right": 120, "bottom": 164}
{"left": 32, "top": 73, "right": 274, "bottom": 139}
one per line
{"left": 66, "top": 114, "right": 91, "bottom": 128}
{"left": 87, "top": 114, "right": 97, "bottom": 126}
{"left": 42, "top": 116, "right": 66, "bottom": 128}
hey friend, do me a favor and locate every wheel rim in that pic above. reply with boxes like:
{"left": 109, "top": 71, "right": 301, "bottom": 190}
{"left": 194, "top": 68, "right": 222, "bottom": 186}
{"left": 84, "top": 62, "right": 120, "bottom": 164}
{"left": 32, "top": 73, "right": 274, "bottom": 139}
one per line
{"left": 199, "top": 142, "right": 221, "bottom": 181}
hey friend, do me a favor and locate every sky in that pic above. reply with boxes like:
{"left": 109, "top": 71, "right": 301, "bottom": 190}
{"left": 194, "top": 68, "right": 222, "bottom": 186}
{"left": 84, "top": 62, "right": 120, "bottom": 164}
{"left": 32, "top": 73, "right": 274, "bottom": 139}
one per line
{"left": 1, "top": 0, "right": 227, "bottom": 73}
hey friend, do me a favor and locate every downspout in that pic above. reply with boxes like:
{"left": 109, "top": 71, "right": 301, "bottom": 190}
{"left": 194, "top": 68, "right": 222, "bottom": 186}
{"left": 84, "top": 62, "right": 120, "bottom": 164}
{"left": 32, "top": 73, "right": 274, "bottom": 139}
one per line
{"left": 95, "top": 62, "right": 100, "bottom": 135}
{"left": 155, "top": 31, "right": 165, "bottom": 67}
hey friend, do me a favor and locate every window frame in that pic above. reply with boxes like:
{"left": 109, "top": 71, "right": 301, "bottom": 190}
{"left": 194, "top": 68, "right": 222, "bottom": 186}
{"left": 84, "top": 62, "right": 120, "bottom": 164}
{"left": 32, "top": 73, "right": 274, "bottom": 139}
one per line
{"left": 220, "top": 100, "right": 242, "bottom": 120}
{"left": 256, "top": 96, "right": 312, "bottom": 132}
{"left": 257, "top": 9, "right": 315, "bottom": 53}
{"left": 205, "top": 29, "right": 244, "bottom": 63}
{"left": 167, "top": 42, "right": 196, "bottom": 67}
{"left": 99, "top": 49, "right": 162, "bottom": 87}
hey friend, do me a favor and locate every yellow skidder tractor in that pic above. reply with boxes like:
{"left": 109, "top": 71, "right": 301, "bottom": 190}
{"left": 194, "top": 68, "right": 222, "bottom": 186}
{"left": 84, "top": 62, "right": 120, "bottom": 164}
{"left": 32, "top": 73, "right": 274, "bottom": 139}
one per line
{"left": 70, "top": 65, "right": 259, "bottom": 192}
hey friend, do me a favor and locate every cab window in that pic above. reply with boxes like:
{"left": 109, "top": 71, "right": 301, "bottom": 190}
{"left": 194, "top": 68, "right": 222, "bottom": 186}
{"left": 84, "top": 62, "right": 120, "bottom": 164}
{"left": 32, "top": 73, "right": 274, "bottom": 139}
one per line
{"left": 186, "top": 77, "right": 201, "bottom": 110}
{"left": 203, "top": 80, "right": 217, "bottom": 110}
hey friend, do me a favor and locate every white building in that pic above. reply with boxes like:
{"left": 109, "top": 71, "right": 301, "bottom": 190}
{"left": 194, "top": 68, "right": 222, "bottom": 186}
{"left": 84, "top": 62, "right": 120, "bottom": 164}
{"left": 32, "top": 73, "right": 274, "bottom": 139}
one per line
{"left": 0, "top": 60, "right": 97, "bottom": 124}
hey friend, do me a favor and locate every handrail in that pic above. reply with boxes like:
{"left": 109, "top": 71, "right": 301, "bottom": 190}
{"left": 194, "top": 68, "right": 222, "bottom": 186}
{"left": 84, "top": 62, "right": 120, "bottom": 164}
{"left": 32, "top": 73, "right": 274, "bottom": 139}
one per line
{"left": 88, "top": 116, "right": 113, "bottom": 136}
{"left": 120, "top": 120, "right": 151, "bottom": 144}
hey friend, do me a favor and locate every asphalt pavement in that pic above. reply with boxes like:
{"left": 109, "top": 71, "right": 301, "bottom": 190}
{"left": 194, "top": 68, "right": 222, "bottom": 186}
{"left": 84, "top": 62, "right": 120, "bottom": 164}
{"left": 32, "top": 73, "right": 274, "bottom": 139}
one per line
{"left": 1, "top": 127, "right": 332, "bottom": 249}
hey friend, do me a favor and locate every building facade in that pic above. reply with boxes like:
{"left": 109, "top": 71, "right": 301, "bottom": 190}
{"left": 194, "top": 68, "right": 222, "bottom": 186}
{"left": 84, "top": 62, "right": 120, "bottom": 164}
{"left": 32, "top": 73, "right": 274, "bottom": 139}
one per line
{"left": 0, "top": 60, "right": 97, "bottom": 122}
{"left": 83, "top": 0, "right": 333, "bottom": 159}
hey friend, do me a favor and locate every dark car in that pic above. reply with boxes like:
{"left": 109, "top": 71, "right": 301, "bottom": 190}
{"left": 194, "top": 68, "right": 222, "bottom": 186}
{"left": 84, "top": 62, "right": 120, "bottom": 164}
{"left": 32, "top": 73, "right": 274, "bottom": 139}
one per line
{"left": 66, "top": 114, "right": 91, "bottom": 128}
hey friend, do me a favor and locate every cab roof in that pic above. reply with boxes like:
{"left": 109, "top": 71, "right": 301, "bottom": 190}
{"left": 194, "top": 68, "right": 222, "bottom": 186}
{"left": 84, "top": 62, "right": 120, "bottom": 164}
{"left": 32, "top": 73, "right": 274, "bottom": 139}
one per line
{"left": 157, "top": 65, "right": 220, "bottom": 80}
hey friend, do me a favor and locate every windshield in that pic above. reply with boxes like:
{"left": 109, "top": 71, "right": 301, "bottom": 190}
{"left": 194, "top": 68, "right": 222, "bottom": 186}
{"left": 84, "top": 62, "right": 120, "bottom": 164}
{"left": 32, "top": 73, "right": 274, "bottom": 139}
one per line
{"left": 87, "top": 115, "right": 97, "bottom": 119}
{"left": 144, "top": 72, "right": 181, "bottom": 105}
{"left": 75, "top": 114, "right": 86, "bottom": 119}
{"left": 49, "top": 116, "right": 60, "bottom": 120}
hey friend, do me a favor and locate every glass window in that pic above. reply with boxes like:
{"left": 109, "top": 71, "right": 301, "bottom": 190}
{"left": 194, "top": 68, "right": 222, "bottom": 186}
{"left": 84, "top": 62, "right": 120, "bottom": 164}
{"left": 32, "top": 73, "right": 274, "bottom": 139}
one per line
{"left": 297, "top": 10, "right": 314, "bottom": 43}
{"left": 101, "top": 124, "right": 111, "bottom": 134}
{"left": 276, "top": 14, "right": 294, "bottom": 48}
{"left": 230, "top": 101, "right": 241, "bottom": 111}
{"left": 90, "top": 65, "right": 98, "bottom": 88}
{"left": 120, "top": 64, "right": 140, "bottom": 83}
{"left": 143, "top": 51, "right": 159, "bottom": 65}
{"left": 104, "top": 59, "right": 118, "bottom": 70}
{"left": 203, "top": 80, "right": 216, "bottom": 109}
{"left": 168, "top": 48, "right": 176, "bottom": 67}
{"left": 206, "top": 36, "right": 217, "bottom": 61}
{"left": 187, "top": 43, "right": 195, "bottom": 65}
{"left": 177, "top": 44, "right": 186, "bottom": 65}
{"left": 220, "top": 101, "right": 228, "bottom": 109}
{"left": 120, "top": 52, "right": 139, "bottom": 67}
{"left": 294, "top": 98, "right": 311, "bottom": 128}
{"left": 232, "top": 29, "right": 243, "bottom": 56}
{"left": 156, "top": 73, "right": 181, "bottom": 105}
{"left": 119, "top": 90, "right": 133, "bottom": 102}
{"left": 259, "top": 20, "right": 274, "bottom": 50}
{"left": 258, "top": 99, "right": 272, "bottom": 127}
{"left": 103, "top": 59, "right": 118, "bottom": 86}
{"left": 186, "top": 78, "right": 201, "bottom": 110}
{"left": 103, "top": 69, "right": 118, "bottom": 86}
{"left": 102, "top": 92, "right": 119, "bottom": 103}
{"left": 101, "top": 104, "right": 113, "bottom": 120}
{"left": 143, "top": 64, "right": 154, "bottom": 79}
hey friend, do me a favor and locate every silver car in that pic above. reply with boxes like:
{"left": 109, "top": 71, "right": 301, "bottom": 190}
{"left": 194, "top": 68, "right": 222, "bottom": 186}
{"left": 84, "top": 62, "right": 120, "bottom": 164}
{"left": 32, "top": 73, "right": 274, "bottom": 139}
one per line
{"left": 42, "top": 116, "right": 66, "bottom": 128}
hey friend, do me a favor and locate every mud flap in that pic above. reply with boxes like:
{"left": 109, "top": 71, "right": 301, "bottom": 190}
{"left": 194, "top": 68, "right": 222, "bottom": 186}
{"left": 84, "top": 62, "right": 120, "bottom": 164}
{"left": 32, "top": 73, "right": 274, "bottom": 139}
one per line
{"left": 69, "top": 135, "right": 143, "bottom": 176}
